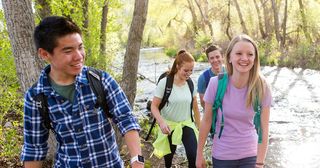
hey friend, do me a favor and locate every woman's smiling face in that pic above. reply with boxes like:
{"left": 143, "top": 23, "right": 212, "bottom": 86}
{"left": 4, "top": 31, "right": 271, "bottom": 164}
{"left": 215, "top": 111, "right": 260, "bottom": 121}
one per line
{"left": 229, "top": 41, "right": 256, "bottom": 75}
{"left": 176, "top": 61, "right": 194, "bottom": 80}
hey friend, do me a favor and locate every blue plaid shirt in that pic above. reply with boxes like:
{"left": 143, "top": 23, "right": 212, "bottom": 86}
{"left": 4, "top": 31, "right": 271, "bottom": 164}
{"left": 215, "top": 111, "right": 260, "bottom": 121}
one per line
{"left": 21, "top": 66, "right": 141, "bottom": 168}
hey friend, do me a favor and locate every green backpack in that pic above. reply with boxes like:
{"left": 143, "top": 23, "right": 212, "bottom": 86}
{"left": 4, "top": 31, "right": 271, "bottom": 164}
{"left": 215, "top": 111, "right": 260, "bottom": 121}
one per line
{"left": 212, "top": 73, "right": 262, "bottom": 143}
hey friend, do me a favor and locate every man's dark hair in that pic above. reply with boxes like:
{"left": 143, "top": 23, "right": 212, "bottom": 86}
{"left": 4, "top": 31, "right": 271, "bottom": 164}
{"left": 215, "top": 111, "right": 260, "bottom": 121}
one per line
{"left": 34, "top": 16, "right": 82, "bottom": 54}
{"left": 205, "top": 44, "right": 222, "bottom": 59}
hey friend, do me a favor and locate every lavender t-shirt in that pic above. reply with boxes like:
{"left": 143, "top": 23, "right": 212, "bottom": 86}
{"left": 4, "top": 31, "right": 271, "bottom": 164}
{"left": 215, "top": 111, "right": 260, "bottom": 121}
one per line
{"left": 203, "top": 76, "right": 272, "bottom": 160}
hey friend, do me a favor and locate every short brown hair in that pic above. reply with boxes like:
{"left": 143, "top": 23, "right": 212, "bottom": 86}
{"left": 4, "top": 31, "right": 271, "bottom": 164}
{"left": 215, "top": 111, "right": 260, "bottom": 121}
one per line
{"left": 205, "top": 45, "right": 222, "bottom": 59}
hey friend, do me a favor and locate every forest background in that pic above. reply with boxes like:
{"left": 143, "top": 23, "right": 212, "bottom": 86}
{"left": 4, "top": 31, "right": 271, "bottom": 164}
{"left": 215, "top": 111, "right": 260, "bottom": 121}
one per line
{"left": 0, "top": 0, "right": 320, "bottom": 167}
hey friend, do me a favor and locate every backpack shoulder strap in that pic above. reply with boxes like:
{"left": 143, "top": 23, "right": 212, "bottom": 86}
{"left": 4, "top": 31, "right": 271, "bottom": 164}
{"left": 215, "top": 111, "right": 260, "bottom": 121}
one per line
{"left": 157, "top": 71, "right": 169, "bottom": 84}
{"left": 158, "top": 74, "right": 173, "bottom": 111}
{"left": 253, "top": 96, "right": 262, "bottom": 143}
{"left": 187, "top": 78, "right": 194, "bottom": 94}
{"left": 212, "top": 73, "right": 228, "bottom": 138}
{"left": 31, "top": 83, "right": 53, "bottom": 132}
{"left": 145, "top": 73, "right": 172, "bottom": 141}
{"left": 203, "top": 68, "right": 211, "bottom": 87}
{"left": 187, "top": 78, "right": 194, "bottom": 122}
{"left": 87, "top": 67, "right": 112, "bottom": 118}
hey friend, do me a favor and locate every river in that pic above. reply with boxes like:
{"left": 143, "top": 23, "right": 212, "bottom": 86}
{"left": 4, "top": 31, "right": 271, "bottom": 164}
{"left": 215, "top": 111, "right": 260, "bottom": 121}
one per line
{"left": 119, "top": 48, "right": 320, "bottom": 168}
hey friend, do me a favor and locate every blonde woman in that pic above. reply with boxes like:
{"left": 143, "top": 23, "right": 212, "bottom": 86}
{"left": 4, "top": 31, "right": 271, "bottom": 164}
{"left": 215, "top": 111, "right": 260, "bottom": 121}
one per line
{"left": 196, "top": 34, "right": 272, "bottom": 168}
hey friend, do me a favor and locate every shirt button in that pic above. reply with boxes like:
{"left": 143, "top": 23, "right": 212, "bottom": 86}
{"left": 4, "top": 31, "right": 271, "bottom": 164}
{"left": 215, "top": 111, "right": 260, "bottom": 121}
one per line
{"left": 77, "top": 128, "right": 82, "bottom": 132}
{"left": 81, "top": 144, "right": 86, "bottom": 148}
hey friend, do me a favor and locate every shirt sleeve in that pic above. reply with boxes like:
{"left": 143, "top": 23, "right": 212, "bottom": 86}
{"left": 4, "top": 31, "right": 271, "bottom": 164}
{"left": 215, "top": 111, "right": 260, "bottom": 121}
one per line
{"left": 154, "top": 77, "right": 166, "bottom": 99}
{"left": 262, "top": 82, "right": 272, "bottom": 108}
{"left": 197, "top": 73, "right": 206, "bottom": 94}
{"left": 21, "top": 90, "right": 49, "bottom": 161}
{"left": 102, "top": 73, "right": 140, "bottom": 135}
{"left": 193, "top": 83, "right": 197, "bottom": 97}
{"left": 203, "top": 76, "right": 219, "bottom": 105}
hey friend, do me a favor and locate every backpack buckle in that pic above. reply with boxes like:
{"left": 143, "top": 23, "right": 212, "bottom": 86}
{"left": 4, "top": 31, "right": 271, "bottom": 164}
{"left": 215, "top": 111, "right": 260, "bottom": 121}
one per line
{"left": 35, "top": 101, "right": 42, "bottom": 108}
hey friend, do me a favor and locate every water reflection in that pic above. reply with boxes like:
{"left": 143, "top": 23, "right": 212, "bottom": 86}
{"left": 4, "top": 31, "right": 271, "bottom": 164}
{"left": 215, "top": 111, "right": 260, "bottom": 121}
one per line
{"left": 135, "top": 49, "right": 320, "bottom": 168}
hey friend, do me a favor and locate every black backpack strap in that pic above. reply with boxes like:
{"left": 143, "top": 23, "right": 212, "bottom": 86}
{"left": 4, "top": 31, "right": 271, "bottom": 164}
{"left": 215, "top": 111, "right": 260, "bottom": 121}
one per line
{"left": 31, "top": 83, "right": 56, "bottom": 135}
{"left": 34, "top": 93, "right": 53, "bottom": 131}
{"left": 145, "top": 73, "right": 173, "bottom": 141}
{"left": 157, "top": 71, "right": 169, "bottom": 84}
{"left": 87, "top": 67, "right": 112, "bottom": 118}
{"left": 203, "top": 68, "right": 211, "bottom": 87}
{"left": 186, "top": 78, "right": 194, "bottom": 122}
{"left": 158, "top": 74, "right": 173, "bottom": 111}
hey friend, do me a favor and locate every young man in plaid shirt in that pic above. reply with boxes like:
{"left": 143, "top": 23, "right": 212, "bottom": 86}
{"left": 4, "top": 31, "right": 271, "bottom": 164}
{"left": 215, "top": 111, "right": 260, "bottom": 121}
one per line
{"left": 21, "top": 16, "right": 144, "bottom": 168}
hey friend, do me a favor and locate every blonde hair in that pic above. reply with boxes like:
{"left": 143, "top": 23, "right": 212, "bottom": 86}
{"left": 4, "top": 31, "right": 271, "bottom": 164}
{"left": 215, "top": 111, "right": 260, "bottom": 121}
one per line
{"left": 225, "top": 34, "right": 266, "bottom": 107}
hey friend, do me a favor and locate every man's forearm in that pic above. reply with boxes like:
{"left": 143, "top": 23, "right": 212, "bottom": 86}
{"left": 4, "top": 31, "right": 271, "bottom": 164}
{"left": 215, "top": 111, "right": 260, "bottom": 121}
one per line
{"left": 124, "top": 130, "right": 142, "bottom": 157}
{"left": 24, "top": 161, "right": 43, "bottom": 168}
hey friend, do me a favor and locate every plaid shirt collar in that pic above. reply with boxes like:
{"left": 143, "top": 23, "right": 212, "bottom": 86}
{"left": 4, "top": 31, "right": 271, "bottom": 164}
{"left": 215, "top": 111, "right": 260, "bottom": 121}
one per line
{"left": 34, "top": 65, "right": 90, "bottom": 96}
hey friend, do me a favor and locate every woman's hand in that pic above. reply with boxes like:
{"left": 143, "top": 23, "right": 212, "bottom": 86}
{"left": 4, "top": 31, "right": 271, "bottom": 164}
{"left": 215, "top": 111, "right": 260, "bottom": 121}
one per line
{"left": 196, "top": 152, "right": 206, "bottom": 168}
{"left": 159, "top": 121, "right": 171, "bottom": 135}
{"left": 255, "top": 163, "right": 264, "bottom": 168}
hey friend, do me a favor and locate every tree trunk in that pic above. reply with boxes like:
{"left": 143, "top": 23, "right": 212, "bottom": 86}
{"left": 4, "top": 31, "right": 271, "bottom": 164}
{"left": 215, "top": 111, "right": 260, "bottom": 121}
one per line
{"left": 82, "top": 0, "right": 89, "bottom": 31}
{"left": 260, "top": 0, "right": 271, "bottom": 37}
{"left": 279, "top": 0, "right": 288, "bottom": 61}
{"left": 253, "top": 0, "right": 266, "bottom": 38}
{"left": 35, "top": 0, "right": 51, "bottom": 19}
{"left": 226, "top": 0, "right": 232, "bottom": 40}
{"left": 81, "top": 0, "right": 92, "bottom": 59}
{"left": 194, "top": 0, "right": 214, "bottom": 37}
{"left": 298, "top": 0, "right": 313, "bottom": 43}
{"left": 186, "top": 0, "right": 200, "bottom": 34}
{"left": 2, "top": 0, "right": 55, "bottom": 161}
{"left": 271, "top": 0, "right": 281, "bottom": 43}
{"left": 99, "top": 0, "right": 110, "bottom": 70}
{"left": 280, "top": 0, "right": 288, "bottom": 50}
{"left": 2, "top": 0, "right": 43, "bottom": 92}
{"left": 233, "top": 0, "right": 248, "bottom": 34}
{"left": 121, "top": 0, "right": 148, "bottom": 106}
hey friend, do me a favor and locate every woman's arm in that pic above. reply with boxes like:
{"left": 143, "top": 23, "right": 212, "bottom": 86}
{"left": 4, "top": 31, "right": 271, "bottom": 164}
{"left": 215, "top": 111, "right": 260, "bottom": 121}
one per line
{"left": 193, "top": 95, "right": 201, "bottom": 128}
{"left": 196, "top": 102, "right": 213, "bottom": 168}
{"left": 256, "top": 106, "right": 270, "bottom": 167}
{"left": 150, "top": 97, "right": 170, "bottom": 134}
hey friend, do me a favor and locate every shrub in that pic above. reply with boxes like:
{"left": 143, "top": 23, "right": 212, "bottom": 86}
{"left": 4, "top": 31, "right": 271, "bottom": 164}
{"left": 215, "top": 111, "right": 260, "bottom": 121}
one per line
{"left": 194, "top": 52, "right": 207, "bottom": 62}
{"left": 165, "top": 48, "right": 177, "bottom": 58}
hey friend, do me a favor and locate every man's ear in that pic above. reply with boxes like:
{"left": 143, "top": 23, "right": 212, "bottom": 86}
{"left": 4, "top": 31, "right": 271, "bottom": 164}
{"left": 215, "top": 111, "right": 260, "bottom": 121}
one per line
{"left": 38, "top": 48, "right": 51, "bottom": 62}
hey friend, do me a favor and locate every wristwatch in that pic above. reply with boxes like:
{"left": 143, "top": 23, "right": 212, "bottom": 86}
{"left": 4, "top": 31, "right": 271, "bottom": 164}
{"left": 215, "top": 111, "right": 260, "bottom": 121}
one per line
{"left": 130, "top": 155, "right": 144, "bottom": 164}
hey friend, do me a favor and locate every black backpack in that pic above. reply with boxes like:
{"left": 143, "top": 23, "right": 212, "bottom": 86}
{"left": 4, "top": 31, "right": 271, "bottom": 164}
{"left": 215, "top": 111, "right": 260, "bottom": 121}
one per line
{"left": 145, "top": 71, "right": 194, "bottom": 141}
{"left": 32, "top": 67, "right": 112, "bottom": 134}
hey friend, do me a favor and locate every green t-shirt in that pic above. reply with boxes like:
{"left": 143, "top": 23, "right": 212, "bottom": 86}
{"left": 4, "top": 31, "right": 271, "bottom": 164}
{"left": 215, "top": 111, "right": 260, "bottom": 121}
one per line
{"left": 49, "top": 77, "right": 75, "bottom": 103}
{"left": 154, "top": 77, "right": 196, "bottom": 122}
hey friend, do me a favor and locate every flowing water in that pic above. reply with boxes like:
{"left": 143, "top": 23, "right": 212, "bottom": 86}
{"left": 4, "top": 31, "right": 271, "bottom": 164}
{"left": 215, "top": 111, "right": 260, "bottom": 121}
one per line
{"left": 123, "top": 48, "right": 320, "bottom": 168}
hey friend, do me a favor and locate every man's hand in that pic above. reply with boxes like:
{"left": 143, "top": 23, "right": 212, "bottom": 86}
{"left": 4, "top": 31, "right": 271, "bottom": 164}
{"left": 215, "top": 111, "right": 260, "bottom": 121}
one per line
{"left": 131, "top": 161, "right": 144, "bottom": 168}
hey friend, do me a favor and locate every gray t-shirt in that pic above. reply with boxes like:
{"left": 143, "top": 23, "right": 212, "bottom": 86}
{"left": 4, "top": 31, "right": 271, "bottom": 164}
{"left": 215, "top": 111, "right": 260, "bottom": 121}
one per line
{"left": 49, "top": 77, "right": 75, "bottom": 103}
